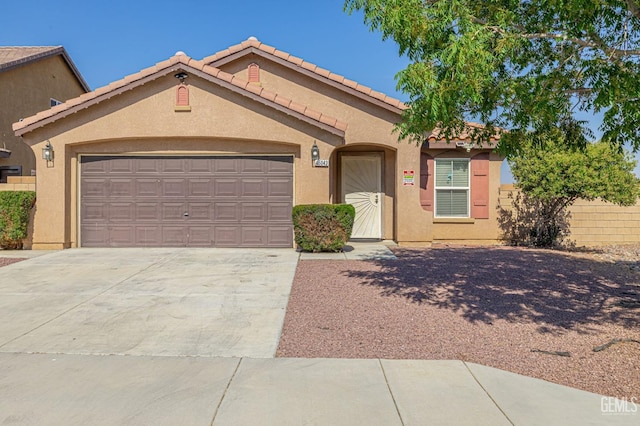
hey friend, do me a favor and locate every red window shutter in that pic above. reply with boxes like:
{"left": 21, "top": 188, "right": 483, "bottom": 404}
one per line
{"left": 176, "top": 85, "right": 189, "bottom": 106}
{"left": 248, "top": 63, "right": 260, "bottom": 83}
{"left": 470, "top": 153, "right": 490, "bottom": 219}
{"left": 420, "top": 152, "right": 434, "bottom": 211}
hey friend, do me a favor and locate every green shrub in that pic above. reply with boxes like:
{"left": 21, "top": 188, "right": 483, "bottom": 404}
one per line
{"left": 292, "top": 204, "right": 356, "bottom": 252}
{"left": 0, "top": 191, "right": 36, "bottom": 249}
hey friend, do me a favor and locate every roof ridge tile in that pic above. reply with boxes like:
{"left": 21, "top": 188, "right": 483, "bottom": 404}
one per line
{"left": 204, "top": 38, "right": 406, "bottom": 112}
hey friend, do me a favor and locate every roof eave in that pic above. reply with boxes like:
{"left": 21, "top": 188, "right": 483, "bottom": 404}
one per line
{"left": 207, "top": 45, "right": 406, "bottom": 115}
{"left": 14, "top": 60, "right": 346, "bottom": 138}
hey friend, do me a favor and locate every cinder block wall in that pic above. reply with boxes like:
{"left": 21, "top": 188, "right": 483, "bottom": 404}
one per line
{"left": 499, "top": 184, "right": 640, "bottom": 246}
{"left": 0, "top": 176, "right": 36, "bottom": 191}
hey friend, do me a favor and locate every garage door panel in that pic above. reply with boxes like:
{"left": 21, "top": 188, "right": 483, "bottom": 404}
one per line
{"left": 188, "top": 179, "right": 213, "bottom": 197}
{"left": 162, "top": 227, "right": 187, "bottom": 245}
{"left": 268, "top": 202, "right": 293, "bottom": 221}
{"left": 241, "top": 178, "right": 266, "bottom": 197}
{"left": 268, "top": 177, "right": 294, "bottom": 196}
{"left": 109, "top": 158, "right": 135, "bottom": 173}
{"left": 187, "top": 203, "right": 212, "bottom": 221}
{"left": 136, "top": 203, "right": 160, "bottom": 221}
{"left": 187, "top": 227, "right": 214, "bottom": 246}
{"left": 110, "top": 226, "right": 137, "bottom": 246}
{"left": 214, "top": 179, "right": 239, "bottom": 197}
{"left": 82, "top": 178, "right": 108, "bottom": 197}
{"left": 81, "top": 157, "right": 109, "bottom": 173}
{"left": 268, "top": 226, "right": 295, "bottom": 246}
{"left": 214, "top": 226, "right": 240, "bottom": 246}
{"left": 162, "top": 179, "right": 187, "bottom": 197}
{"left": 109, "top": 179, "right": 135, "bottom": 197}
{"left": 82, "top": 202, "right": 107, "bottom": 220}
{"left": 240, "top": 157, "right": 268, "bottom": 173}
{"left": 136, "top": 179, "right": 161, "bottom": 197}
{"left": 135, "top": 159, "right": 161, "bottom": 173}
{"left": 162, "top": 158, "right": 185, "bottom": 173}
{"left": 136, "top": 226, "right": 162, "bottom": 245}
{"left": 81, "top": 225, "right": 108, "bottom": 246}
{"left": 213, "top": 158, "right": 238, "bottom": 173}
{"left": 241, "top": 227, "right": 266, "bottom": 245}
{"left": 109, "top": 203, "right": 134, "bottom": 221}
{"left": 162, "top": 203, "right": 186, "bottom": 220}
{"left": 214, "top": 203, "right": 240, "bottom": 221}
{"left": 241, "top": 203, "right": 265, "bottom": 221}
{"left": 80, "top": 155, "right": 293, "bottom": 248}
{"left": 188, "top": 158, "right": 214, "bottom": 173}
{"left": 268, "top": 158, "right": 294, "bottom": 173}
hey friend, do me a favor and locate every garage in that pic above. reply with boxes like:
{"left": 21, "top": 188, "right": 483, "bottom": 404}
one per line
{"left": 80, "top": 155, "right": 294, "bottom": 248}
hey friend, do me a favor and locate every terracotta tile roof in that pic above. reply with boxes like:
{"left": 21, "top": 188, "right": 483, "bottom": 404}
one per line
{"left": 203, "top": 37, "right": 407, "bottom": 113}
{"left": 13, "top": 54, "right": 347, "bottom": 137}
{"left": 0, "top": 46, "right": 90, "bottom": 91}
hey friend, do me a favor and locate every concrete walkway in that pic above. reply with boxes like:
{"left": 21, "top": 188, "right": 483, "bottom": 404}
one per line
{"left": 0, "top": 353, "right": 635, "bottom": 425}
{"left": 299, "top": 241, "right": 398, "bottom": 260}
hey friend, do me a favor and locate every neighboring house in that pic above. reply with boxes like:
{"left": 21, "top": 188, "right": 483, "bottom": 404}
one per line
{"left": 0, "top": 46, "right": 89, "bottom": 182}
{"left": 13, "top": 37, "right": 504, "bottom": 249}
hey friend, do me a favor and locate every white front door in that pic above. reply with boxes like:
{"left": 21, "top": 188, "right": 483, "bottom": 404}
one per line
{"left": 341, "top": 155, "right": 382, "bottom": 239}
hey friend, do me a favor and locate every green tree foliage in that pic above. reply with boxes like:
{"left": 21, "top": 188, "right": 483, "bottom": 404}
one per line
{"left": 345, "top": 0, "right": 640, "bottom": 152}
{"left": 501, "top": 132, "right": 639, "bottom": 246}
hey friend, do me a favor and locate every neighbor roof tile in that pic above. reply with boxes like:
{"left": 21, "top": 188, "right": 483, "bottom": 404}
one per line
{"left": 0, "top": 46, "right": 90, "bottom": 91}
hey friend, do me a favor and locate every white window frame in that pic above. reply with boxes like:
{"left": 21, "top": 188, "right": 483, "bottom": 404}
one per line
{"left": 434, "top": 158, "right": 470, "bottom": 218}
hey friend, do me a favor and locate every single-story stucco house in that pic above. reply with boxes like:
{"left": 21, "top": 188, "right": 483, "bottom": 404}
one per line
{"left": 13, "top": 37, "right": 503, "bottom": 249}
{"left": 0, "top": 46, "right": 88, "bottom": 181}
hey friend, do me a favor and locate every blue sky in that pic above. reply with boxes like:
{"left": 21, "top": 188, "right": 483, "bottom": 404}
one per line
{"left": 2, "top": 0, "right": 631, "bottom": 180}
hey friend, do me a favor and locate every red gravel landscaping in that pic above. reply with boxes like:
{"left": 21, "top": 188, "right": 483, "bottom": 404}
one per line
{"left": 277, "top": 246, "right": 640, "bottom": 399}
{"left": 0, "top": 258, "right": 25, "bottom": 268}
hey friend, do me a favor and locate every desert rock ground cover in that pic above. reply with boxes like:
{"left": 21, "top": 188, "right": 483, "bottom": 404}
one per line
{"left": 0, "top": 257, "right": 25, "bottom": 268}
{"left": 277, "top": 245, "right": 640, "bottom": 399}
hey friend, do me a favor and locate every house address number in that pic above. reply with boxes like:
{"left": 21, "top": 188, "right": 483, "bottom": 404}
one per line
{"left": 314, "top": 159, "right": 329, "bottom": 167}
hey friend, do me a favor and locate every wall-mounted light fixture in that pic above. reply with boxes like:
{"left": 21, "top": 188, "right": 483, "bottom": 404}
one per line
{"left": 174, "top": 72, "right": 188, "bottom": 82}
{"left": 42, "top": 141, "right": 54, "bottom": 162}
{"left": 311, "top": 142, "right": 320, "bottom": 164}
{"left": 455, "top": 141, "right": 474, "bottom": 153}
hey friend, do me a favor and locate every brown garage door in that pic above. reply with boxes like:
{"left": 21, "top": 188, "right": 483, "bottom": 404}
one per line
{"left": 80, "top": 155, "right": 293, "bottom": 248}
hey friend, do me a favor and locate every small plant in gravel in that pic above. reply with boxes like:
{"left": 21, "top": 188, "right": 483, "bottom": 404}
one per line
{"left": 292, "top": 204, "right": 355, "bottom": 252}
{"left": 0, "top": 191, "right": 36, "bottom": 249}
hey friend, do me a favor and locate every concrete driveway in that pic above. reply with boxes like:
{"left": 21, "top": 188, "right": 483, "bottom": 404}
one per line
{"left": 0, "top": 248, "right": 299, "bottom": 358}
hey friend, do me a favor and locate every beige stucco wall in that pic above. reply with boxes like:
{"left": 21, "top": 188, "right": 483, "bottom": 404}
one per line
{"left": 499, "top": 185, "right": 640, "bottom": 246}
{"left": 425, "top": 149, "right": 503, "bottom": 244}
{"left": 221, "top": 56, "right": 432, "bottom": 244}
{"left": 0, "top": 55, "right": 86, "bottom": 176}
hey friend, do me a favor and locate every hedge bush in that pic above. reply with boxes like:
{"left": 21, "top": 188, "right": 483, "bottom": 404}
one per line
{"left": 0, "top": 191, "right": 36, "bottom": 249}
{"left": 292, "top": 204, "right": 356, "bottom": 252}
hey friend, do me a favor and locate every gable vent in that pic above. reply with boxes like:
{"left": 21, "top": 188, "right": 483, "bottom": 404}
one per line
{"left": 248, "top": 63, "right": 260, "bottom": 83}
{"left": 176, "top": 85, "right": 189, "bottom": 106}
